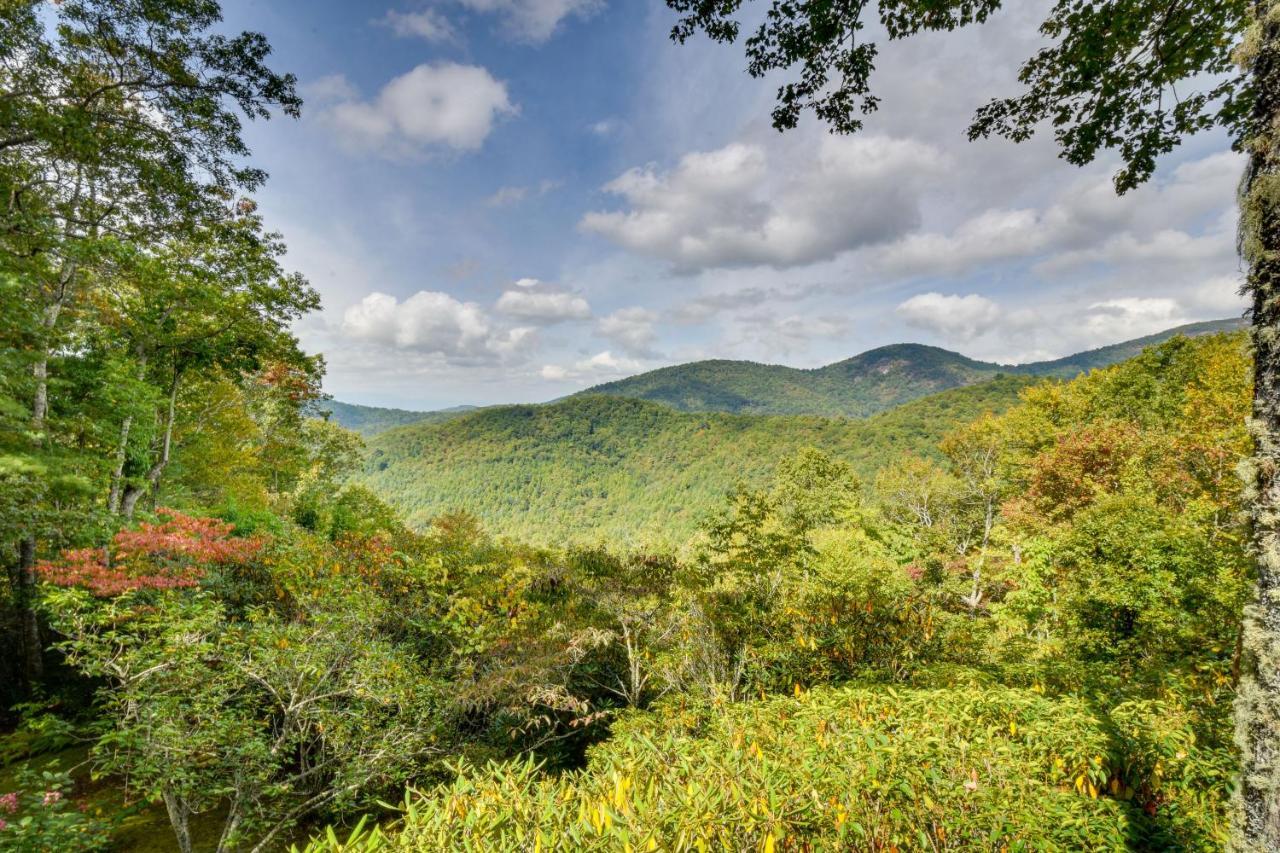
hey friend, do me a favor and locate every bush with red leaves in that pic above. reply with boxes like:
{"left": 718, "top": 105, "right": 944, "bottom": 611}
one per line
{"left": 36, "top": 509, "right": 264, "bottom": 597}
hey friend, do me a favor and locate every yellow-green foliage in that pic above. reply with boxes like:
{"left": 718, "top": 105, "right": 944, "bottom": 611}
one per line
{"left": 303, "top": 683, "right": 1229, "bottom": 852}
{"left": 357, "top": 377, "right": 1037, "bottom": 549}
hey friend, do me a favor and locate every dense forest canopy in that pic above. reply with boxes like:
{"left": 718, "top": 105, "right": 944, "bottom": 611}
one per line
{"left": 346, "top": 321, "right": 1242, "bottom": 548}
{"left": 0, "top": 0, "right": 1271, "bottom": 850}
{"left": 357, "top": 377, "right": 1037, "bottom": 547}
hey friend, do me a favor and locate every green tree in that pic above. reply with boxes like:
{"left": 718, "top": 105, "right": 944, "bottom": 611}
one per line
{"left": 0, "top": 0, "right": 302, "bottom": 690}
{"left": 665, "top": 1, "right": 1278, "bottom": 842}
{"left": 940, "top": 415, "right": 1011, "bottom": 615}
{"left": 680, "top": 450, "right": 868, "bottom": 698}
{"left": 875, "top": 456, "right": 963, "bottom": 559}
{"left": 0, "top": 0, "right": 300, "bottom": 434}
{"left": 99, "top": 206, "right": 318, "bottom": 518}
{"left": 570, "top": 550, "right": 680, "bottom": 708}
{"left": 38, "top": 526, "right": 443, "bottom": 853}
{"left": 244, "top": 361, "right": 329, "bottom": 496}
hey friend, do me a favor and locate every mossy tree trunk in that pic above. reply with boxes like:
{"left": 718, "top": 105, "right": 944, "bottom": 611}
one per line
{"left": 1234, "top": 1, "right": 1280, "bottom": 848}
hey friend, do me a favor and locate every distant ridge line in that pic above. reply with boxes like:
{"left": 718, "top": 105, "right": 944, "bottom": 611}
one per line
{"left": 325, "top": 317, "right": 1246, "bottom": 432}
{"left": 577, "top": 317, "right": 1246, "bottom": 420}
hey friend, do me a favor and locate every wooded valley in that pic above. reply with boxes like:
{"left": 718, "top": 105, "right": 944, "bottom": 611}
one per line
{"left": 2, "top": 0, "right": 1278, "bottom": 851}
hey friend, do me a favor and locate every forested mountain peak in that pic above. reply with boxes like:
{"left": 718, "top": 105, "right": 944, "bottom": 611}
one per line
{"left": 327, "top": 319, "right": 1247, "bottom": 434}
{"left": 578, "top": 317, "right": 1245, "bottom": 418}
{"left": 820, "top": 342, "right": 992, "bottom": 375}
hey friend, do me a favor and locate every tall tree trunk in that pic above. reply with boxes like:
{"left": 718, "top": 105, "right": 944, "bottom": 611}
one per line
{"left": 1232, "top": 1, "right": 1280, "bottom": 848}
{"left": 109, "top": 349, "right": 149, "bottom": 514}
{"left": 121, "top": 367, "right": 180, "bottom": 520}
{"left": 106, "top": 413, "right": 132, "bottom": 514}
{"left": 15, "top": 262, "right": 76, "bottom": 689}
{"left": 31, "top": 261, "right": 76, "bottom": 428}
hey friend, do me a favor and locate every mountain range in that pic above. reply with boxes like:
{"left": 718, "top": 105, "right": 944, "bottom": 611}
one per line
{"left": 326, "top": 318, "right": 1245, "bottom": 433}
{"left": 578, "top": 318, "right": 1246, "bottom": 418}
{"left": 316, "top": 401, "right": 478, "bottom": 437}
{"left": 331, "top": 318, "right": 1247, "bottom": 545}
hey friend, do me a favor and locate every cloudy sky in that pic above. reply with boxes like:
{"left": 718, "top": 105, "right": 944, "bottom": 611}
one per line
{"left": 223, "top": 0, "right": 1248, "bottom": 409}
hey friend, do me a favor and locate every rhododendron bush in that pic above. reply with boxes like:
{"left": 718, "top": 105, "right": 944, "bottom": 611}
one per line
{"left": 0, "top": 763, "right": 113, "bottom": 852}
{"left": 35, "top": 509, "right": 264, "bottom": 597}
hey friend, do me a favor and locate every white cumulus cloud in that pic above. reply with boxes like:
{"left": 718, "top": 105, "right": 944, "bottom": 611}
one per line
{"left": 897, "top": 293, "right": 1005, "bottom": 341}
{"left": 581, "top": 135, "right": 946, "bottom": 272}
{"left": 540, "top": 350, "right": 645, "bottom": 382}
{"left": 450, "top": 0, "right": 602, "bottom": 42}
{"left": 341, "top": 291, "right": 533, "bottom": 363}
{"left": 378, "top": 8, "right": 456, "bottom": 42}
{"left": 878, "top": 210, "right": 1049, "bottom": 279}
{"left": 873, "top": 150, "right": 1244, "bottom": 282}
{"left": 496, "top": 289, "right": 591, "bottom": 323}
{"left": 1079, "top": 298, "right": 1189, "bottom": 343}
{"left": 321, "top": 63, "right": 515, "bottom": 154}
{"left": 597, "top": 307, "right": 659, "bottom": 356}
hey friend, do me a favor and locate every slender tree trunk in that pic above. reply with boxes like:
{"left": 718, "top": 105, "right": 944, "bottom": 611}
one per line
{"left": 109, "top": 351, "right": 149, "bottom": 514}
{"left": 121, "top": 367, "right": 180, "bottom": 519}
{"left": 31, "top": 300, "right": 58, "bottom": 428}
{"left": 107, "top": 413, "right": 132, "bottom": 514}
{"left": 162, "top": 787, "right": 194, "bottom": 853}
{"left": 14, "top": 263, "right": 77, "bottom": 689}
{"left": 215, "top": 789, "right": 242, "bottom": 853}
{"left": 622, "top": 622, "right": 645, "bottom": 707}
{"left": 1233, "top": 2, "right": 1280, "bottom": 848}
{"left": 31, "top": 261, "right": 76, "bottom": 428}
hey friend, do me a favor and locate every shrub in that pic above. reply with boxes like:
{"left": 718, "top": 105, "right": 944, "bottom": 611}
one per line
{"left": 34, "top": 508, "right": 264, "bottom": 597}
{"left": 0, "top": 763, "right": 113, "bottom": 853}
{"left": 301, "top": 684, "right": 1232, "bottom": 851}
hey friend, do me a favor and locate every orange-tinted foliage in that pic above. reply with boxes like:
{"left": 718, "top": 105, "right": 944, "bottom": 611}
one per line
{"left": 36, "top": 509, "right": 264, "bottom": 597}
{"left": 1006, "top": 424, "right": 1187, "bottom": 528}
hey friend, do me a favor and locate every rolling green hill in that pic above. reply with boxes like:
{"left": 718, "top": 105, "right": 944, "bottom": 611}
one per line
{"left": 346, "top": 322, "right": 1245, "bottom": 545}
{"left": 356, "top": 374, "right": 1037, "bottom": 547}
{"left": 580, "top": 318, "right": 1245, "bottom": 417}
{"left": 316, "top": 401, "right": 477, "bottom": 436}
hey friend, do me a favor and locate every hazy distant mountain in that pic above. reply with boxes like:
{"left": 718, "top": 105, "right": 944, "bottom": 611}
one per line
{"left": 316, "top": 400, "right": 477, "bottom": 436}
{"left": 579, "top": 318, "right": 1246, "bottom": 418}
{"left": 1004, "top": 318, "right": 1247, "bottom": 377}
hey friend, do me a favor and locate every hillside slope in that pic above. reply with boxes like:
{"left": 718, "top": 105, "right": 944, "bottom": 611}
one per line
{"left": 1008, "top": 317, "right": 1246, "bottom": 377}
{"left": 316, "top": 401, "right": 477, "bottom": 436}
{"left": 581, "top": 318, "right": 1244, "bottom": 417}
{"left": 357, "top": 375, "right": 1036, "bottom": 546}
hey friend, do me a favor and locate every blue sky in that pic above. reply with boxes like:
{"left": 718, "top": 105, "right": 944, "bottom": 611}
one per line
{"left": 222, "top": 0, "right": 1248, "bottom": 409}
